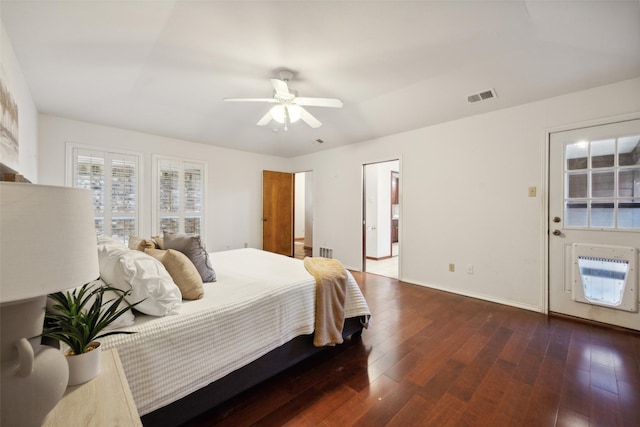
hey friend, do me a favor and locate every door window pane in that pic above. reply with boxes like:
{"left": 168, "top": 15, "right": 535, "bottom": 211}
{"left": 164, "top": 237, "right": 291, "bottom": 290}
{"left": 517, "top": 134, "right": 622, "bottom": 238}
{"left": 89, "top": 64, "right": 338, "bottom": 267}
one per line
{"left": 618, "top": 199, "right": 640, "bottom": 229}
{"left": 591, "top": 171, "right": 615, "bottom": 198}
{"left": 618, "top": 135, "right": 640, "bottom": 166}
{"left": 619, "top": 169, "right": 640, "bottom": 197}
{"left": 590, "top": 139, "right": 615, "bottom": 168}
{"left": 566, "top": 142, "right": 588, "bottom": 170}
{"left": 590, "top": 202, "right": 615, "bottom": 228}
{"left": 567, "top": 173, "right": 588, "bottom": 198}
{"left": 565, "top": 201, "right": 588, "bottom": 227}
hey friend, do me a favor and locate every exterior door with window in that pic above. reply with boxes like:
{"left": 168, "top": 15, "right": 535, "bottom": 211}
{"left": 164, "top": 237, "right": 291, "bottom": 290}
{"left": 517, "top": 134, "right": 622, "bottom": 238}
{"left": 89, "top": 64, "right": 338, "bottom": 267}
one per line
{"left": 548, "top": 118, "right": 640, "bottom": 331}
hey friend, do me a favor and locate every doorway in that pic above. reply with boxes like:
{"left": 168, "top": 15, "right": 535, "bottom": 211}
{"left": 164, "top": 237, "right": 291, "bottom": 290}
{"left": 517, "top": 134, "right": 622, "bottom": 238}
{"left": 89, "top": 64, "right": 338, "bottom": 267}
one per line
{"left": 294, "top": 171, "right": 313, "bottom": 259}
{"left": 262, "top": 170, "right": 314, "bottom": 259}
{"left": 363, "top": 160, "right": 400, "bottom": 278}
{"left": 548, "top": 118, "right": 640, "bottom": 331}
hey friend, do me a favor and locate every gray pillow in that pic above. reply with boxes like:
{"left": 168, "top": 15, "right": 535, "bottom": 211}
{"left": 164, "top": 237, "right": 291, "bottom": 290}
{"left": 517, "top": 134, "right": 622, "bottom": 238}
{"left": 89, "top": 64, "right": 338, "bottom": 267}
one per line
{"left": 162, "top": 232, "right": 216, "bottom": 282}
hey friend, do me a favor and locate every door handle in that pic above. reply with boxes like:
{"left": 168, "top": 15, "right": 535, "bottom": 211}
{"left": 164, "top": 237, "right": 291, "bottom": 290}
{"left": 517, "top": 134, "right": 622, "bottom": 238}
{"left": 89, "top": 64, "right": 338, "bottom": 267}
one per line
{"left": 261, "top": 217, "right": 267, "bottom": 222}
{"left": 552, "top": 229, "right": 562, "bottom": 236}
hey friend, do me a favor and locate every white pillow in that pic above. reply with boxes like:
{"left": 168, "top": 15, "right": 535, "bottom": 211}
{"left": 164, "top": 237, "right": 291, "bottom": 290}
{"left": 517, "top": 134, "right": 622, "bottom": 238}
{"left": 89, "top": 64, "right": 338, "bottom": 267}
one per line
{"left": 97, "top": 235, "right": 126, "bottom": 248}
{"left": 98, "top": 245, "right": 182, "bottom": 316}
{"left": 89, "top": 279, "right": 136, "bottom": 330}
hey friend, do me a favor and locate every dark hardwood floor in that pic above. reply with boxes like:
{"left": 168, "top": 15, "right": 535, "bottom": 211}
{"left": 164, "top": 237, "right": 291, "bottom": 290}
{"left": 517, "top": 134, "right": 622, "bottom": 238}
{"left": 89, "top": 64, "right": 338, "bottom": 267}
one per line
{"left": 183, "top": 272, "right": 640, "bottom": 426}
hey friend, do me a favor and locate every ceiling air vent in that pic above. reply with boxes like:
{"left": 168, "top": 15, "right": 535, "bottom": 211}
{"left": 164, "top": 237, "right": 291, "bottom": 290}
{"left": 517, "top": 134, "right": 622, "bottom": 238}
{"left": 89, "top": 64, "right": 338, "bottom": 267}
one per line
{"left": 467, "top": 89, "right": 497, "bottom": 104}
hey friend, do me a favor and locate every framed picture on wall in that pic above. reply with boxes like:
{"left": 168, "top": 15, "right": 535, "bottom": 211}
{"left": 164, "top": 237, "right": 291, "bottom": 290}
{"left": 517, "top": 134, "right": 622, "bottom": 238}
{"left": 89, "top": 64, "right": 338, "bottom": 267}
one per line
{"left": 0, "top": 77, "right": 19, "bottom": 171}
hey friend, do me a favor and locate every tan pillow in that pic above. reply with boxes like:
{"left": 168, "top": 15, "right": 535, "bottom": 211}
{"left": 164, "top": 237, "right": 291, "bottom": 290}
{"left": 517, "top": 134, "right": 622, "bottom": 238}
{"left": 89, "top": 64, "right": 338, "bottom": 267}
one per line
{"left": 128, "top": 235, "right": 155, "bottom": 252}
{"left": 145, "top": 248, "right": 204, "bottom": 300}
{"left": 151, "top": 235, "right": 164, "bottom": 249}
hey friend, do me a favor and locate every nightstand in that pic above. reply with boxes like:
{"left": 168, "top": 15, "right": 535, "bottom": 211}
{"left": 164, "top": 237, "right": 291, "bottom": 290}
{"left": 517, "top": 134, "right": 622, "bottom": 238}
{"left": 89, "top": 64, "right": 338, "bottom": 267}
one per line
{"left": 43, "top": 348, "right": 141, "bottom": 426}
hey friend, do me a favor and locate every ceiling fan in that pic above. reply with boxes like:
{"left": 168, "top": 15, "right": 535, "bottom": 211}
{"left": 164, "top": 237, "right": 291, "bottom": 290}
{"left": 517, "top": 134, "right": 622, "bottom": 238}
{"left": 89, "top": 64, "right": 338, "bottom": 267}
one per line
{"left": 224, "top": 70, "right": 343, "bottom": 130}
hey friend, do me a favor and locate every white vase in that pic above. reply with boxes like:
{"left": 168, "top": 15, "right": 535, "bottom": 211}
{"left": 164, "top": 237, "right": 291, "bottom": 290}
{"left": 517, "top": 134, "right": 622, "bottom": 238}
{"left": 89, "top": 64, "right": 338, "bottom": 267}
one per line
{"left": 66, "top": 342, "right": 101, "bottom": 385}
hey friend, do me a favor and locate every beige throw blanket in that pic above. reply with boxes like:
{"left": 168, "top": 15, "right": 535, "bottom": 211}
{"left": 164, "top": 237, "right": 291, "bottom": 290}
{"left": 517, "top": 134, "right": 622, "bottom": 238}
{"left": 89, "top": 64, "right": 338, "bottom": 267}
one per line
{"left": 304, "top": 257, "right": 347, "bottom": 347}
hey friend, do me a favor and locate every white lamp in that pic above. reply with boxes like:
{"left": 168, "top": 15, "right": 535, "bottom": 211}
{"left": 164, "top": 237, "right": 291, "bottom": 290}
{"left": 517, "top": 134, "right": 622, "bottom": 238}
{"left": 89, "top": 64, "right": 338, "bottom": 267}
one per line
{"left": 270, "top": 104, "right": 301, "bottom": 124}
{"left": 0, "top": 182, "right": 99, "bottom": 426}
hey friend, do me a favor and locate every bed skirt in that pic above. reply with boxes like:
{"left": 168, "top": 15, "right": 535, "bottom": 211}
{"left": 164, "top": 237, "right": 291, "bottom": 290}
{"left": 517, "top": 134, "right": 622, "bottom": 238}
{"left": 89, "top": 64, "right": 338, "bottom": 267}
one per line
{"left": 141, "top": 316, "right": 366, "bottom": 427}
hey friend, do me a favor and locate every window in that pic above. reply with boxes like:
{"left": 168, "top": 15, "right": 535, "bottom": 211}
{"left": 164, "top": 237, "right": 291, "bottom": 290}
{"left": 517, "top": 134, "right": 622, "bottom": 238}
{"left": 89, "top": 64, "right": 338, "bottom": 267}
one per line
{"left": 68, "top": 145, "right": 140, "bottom": 243}
{"left": 564, "top": 134, "right": 640, "bottom": 229}
{"left": 154, "top": 156, "right": 205, "bottom": 236}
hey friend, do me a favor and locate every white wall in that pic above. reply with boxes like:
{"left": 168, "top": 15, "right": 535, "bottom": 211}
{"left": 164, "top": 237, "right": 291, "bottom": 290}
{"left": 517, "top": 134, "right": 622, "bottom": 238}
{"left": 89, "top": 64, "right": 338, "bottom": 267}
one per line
{"left": 37, "top": 115, "right": 289, "bottom": 252}
{"left": 291, "top": 77, "right": 640, "bottom": 312}
{"left": 1, "top": 22, "right": 38, "bottom": 181}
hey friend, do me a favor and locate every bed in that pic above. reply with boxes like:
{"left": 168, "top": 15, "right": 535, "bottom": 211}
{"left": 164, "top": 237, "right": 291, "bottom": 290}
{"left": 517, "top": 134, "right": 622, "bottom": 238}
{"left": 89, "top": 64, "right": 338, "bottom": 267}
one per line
{"left": 99, "top": 247, "right": 371, "bottom": 426}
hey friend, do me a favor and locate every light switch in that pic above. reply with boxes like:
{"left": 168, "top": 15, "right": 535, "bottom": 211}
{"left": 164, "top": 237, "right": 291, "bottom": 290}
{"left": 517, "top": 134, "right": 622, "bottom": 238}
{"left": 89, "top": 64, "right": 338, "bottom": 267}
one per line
{"left": 528, "top": 187, "right": 537, "bottom": 197}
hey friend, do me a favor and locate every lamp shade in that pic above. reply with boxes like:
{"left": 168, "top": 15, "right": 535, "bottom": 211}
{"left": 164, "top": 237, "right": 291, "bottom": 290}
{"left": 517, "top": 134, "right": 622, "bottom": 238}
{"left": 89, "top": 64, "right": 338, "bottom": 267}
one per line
{"left": 0, "top": 182, "right": 99, "bottom": 302}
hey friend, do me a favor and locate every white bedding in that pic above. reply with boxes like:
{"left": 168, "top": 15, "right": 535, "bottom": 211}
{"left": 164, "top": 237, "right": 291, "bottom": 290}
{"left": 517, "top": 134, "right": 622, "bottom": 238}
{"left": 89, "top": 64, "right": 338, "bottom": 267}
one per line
{"left": 100, "top": 248, "right": 371, "bottom": 416}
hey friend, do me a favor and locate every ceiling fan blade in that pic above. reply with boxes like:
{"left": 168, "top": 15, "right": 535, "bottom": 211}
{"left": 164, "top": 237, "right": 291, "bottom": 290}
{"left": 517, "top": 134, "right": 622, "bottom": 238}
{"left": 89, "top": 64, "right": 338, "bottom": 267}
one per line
{"left": 224, "top": 98, "right": 277, "bottom": 103}
{"left": 270, "top": 79, "right": 290, "bottom": 97}
{"left": 295, "top": 97, "right": 343, "bottom": 108}
{"left": 299, "top": 106, "right": 322, "bottom": 128}
{"left": 256, "top": 110, "right": 273, "bottom": 126}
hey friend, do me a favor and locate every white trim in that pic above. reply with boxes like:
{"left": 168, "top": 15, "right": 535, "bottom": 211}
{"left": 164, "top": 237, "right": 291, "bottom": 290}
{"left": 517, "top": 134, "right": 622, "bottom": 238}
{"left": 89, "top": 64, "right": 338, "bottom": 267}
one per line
{"left": 360, "top": 156, "right": 402, "bottom": 278}
{"left": 541, "top": 129, "right": 551, "bottom": 314}
{"left": 403, "top": 277, "right": 545, "bottom": 313}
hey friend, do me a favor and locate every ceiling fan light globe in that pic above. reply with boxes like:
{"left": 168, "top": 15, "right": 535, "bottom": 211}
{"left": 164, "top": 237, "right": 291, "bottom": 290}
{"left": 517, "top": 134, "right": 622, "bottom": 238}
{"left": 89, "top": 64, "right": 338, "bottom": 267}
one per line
{"left": 287, "top": 105, "right": 302, "bottom": 123}
{"left": 270, "top": 105, "right": 286, "bottom": 123}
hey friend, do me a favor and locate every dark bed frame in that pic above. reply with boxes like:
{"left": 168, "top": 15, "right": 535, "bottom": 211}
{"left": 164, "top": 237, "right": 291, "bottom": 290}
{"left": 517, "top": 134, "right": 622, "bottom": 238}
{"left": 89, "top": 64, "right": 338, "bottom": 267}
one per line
{"left": 141, "top": 316, "right": 366, "bottom": 427}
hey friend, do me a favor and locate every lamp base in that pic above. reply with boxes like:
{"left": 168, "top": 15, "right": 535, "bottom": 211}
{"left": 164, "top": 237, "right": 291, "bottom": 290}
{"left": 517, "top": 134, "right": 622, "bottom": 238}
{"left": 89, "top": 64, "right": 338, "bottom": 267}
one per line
{"left": 0, "top": 297, "right": 69, "bottom": 426}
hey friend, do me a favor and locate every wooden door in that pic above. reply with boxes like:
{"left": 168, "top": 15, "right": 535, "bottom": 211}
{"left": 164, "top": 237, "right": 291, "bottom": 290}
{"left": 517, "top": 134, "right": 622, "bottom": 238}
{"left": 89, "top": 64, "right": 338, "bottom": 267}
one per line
{"left": 262, "top": 170, "right": 294, "bottom": 256}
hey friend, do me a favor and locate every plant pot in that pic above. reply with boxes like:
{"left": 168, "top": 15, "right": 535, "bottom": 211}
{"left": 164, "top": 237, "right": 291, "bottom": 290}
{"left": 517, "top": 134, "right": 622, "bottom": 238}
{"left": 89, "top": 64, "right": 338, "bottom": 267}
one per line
{"left": 66, "top": 341, "right": 101, "bottom": 385}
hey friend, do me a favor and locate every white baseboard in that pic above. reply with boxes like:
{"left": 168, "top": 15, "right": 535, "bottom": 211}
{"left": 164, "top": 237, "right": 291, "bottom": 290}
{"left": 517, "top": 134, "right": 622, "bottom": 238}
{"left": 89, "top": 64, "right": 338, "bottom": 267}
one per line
{"left": 401, "top": 277, "right": 544, "bottom": 313}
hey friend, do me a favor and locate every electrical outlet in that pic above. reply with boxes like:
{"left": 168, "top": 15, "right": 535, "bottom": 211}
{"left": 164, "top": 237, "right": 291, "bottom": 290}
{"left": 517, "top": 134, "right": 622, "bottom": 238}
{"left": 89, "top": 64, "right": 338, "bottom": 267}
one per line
{"left": 466, "top": 264, "right": 474, "bottom": 274}
{"left": 449, "top": 263, "right": 455, "bottom": 272}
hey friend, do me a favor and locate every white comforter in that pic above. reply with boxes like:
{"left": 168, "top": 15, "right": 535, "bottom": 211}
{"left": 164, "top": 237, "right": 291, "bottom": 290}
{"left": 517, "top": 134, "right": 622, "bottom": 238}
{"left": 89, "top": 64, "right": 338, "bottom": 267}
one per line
{"left": 100, "top": 248, "right": 371, "bottom": 416}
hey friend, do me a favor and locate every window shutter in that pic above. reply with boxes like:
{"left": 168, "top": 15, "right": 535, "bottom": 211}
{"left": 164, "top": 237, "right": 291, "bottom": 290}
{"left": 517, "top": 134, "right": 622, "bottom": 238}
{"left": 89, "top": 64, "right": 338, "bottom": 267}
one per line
{"left": 70, "top": 146, "right": 139, "bottom": 243}
{"left": 155, "top": 157, "right": 205, "bottom": 236}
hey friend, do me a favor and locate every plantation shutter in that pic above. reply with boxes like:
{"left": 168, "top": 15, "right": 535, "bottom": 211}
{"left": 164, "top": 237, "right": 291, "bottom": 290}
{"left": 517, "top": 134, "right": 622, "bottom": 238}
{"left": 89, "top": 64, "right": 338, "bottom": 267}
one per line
{"left": 156, "top": 157, "right": 205, "bottom": 235}
{"left": 71, "top": 147, "right": 139, "bottom": 243}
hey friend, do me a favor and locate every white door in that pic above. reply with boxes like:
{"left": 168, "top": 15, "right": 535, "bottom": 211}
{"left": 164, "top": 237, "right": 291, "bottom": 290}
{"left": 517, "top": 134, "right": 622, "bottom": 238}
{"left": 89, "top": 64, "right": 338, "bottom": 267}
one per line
{"left": 549, "top": 118, "right": 640, "bottom": 331}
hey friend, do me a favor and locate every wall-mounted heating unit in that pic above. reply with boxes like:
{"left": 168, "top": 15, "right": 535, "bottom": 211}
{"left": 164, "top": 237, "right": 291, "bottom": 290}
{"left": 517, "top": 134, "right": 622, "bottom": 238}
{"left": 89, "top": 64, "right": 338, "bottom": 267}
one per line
{"left": 572, "top": 243, "right": 637, "bottom": 312}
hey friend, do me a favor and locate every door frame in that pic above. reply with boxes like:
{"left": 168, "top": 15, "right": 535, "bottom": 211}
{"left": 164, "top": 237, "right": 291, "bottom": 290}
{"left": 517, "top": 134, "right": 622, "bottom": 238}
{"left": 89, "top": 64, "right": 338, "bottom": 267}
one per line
{"left": 543, "top": 112, "right": 640, "bottom": 316}
{"left": 361, "top": 158, "right": 401, "bottom": 276}
{"left": 294, "top": 170, "right": 314, "bottom": 257}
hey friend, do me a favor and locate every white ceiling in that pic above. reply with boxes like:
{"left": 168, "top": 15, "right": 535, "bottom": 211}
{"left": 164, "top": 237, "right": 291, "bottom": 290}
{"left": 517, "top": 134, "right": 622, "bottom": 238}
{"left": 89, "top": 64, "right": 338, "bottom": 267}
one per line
{"left": 2, "top": 0, "right": 639, "bottom": 158}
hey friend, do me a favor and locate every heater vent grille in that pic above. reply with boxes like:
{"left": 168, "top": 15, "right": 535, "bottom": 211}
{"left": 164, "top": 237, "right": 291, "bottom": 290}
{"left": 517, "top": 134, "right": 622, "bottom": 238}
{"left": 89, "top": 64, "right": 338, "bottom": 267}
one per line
{"left": 467, "top": 89, "right": 497, "bottom": 103}
{"left": 319, "top": 247, "right": 333, "bottom": 258}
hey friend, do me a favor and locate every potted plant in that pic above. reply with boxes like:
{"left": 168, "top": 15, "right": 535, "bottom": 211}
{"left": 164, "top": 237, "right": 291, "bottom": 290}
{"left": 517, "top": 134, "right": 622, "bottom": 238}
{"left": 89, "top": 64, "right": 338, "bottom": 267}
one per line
{"left": 42, "top": 282, "right": 141, "bottom": 385}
